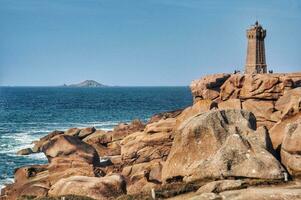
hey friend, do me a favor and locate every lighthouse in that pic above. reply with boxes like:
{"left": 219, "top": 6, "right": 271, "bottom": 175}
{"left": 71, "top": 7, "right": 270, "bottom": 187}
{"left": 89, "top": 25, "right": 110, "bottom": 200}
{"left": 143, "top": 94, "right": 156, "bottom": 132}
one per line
{"left": 245, "top": 21, "right": 267, "bottom": 74}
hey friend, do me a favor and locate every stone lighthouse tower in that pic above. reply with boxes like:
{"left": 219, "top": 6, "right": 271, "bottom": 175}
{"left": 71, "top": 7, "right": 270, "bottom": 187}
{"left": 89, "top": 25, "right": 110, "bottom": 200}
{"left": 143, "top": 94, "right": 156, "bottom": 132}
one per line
{"left": 245, "top": 21, "right": 267, "bottom": 74}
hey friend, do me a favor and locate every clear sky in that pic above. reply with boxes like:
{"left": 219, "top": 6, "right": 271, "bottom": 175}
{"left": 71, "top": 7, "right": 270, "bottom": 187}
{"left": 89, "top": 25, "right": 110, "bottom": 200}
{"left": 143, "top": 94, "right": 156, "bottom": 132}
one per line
{"left": 0, "top": 0, "right": 300, "bottom": 86}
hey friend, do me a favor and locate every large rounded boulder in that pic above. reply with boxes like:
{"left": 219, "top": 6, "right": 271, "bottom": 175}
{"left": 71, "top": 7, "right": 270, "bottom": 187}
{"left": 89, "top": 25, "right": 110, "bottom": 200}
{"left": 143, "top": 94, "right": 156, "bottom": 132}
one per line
{"left": 162, "top": 109, "right": 285, "bottom": 183}
{"left": 48, "top": 174, "right": 126, "bottom": 200}
{"left": 42, "top": 135, "right": 100, "bottom": 183}
{"left": 42, "top": 134, "right": 100, "bottom": 165}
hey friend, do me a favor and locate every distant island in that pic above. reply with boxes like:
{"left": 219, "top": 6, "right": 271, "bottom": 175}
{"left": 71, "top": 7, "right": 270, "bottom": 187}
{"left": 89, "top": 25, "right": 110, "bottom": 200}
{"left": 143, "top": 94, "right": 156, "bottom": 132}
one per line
{"left": 64, "top": 80, "right": 107, "bottom": 88}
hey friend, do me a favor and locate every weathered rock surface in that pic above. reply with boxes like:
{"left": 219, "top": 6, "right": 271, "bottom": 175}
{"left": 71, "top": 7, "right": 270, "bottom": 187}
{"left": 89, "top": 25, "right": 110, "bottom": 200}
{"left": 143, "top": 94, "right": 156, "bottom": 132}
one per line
{"left": 184, "top": 179, "right": 301, "bottom": 200}
{"left": 190, "top": 73, "right": 231, "bottom": 101}
{"left": 41, "top": 135, "right": 100, "bottom": 184}
{"left": 190, "top": 73, "right": 301, "bottom": 129}
{"left": 83, "top": 120, "right": 145, "bottom": 159}
{"left": 148, "top": 109, "right": 183, "bottom": 124}
{"left": 64, "top": 127, "right": 81, "bottom": 137}
{"left": 119, "top": 118, "right": 176, "bottom": 194}
{"left": 0, "top": 165, "right": 50, "bottom": 200}
{"left": 275, "top": 87, "right": 301, "bottom": 120}
{"left": 145, "top": 118, "right": 176, "bottom": 134}
{"left": 42, "top": 134, "right": 99, "bottom": 165}
{"left": 269, "top": 112, "right": 301, "bottom": 151}
{"left": 122, "top": 160, "right": 162, "bottom": 194}
{"left": 242, "top": 99, "right": 277, "bottom": 129}
{"left": 220, "top": 74, "right": 296, "bottom": 101}
{"left": 32, "top": 130, "right": 64, "bottom": 153}
{"left": 213, "top": 185, "right": 301, "bottom": 200}
{"left": 48, "top": 175, "right": 126, "bottom": 200}
{"left": 17, "top": 148, "right": 33, "bottom": 155}
{"left": 83, "top": 130, "right": 117, "bottom": 157}
{"left": 196, "top": 180, "right": 244, "bottom": 195}
{"left": 78, "top": 127, "right": 96, "bottom": 139}
{"left": 112, "top": 119, "right": 145, "bottom": 141}
{"left": 219, "top": 74, "right": 245, "bottom": 101}
{"left": 189, "top": 192, "right": 222, "bottom": 200}
{"left": 83, "top": 130, "right": 110, "bottom": 144}
{"left": 189, "top": 186, "right": 301, "bottom": 200}
{"left": 218, "top": 99, "right": 241, "bottom": 110}
{"left": 281, "top": 119, "right": 301, "bottom": 177}
{"left": 175, "top": 99, "right": 216, "bottom": 129}
{"left": 162, "top": 109, "right": 284, "bottom": 183}
{"left": 1, "top": 135, "right": 102, "bottom": 200}
{"left": 121, "top": 118, "right": 175, "bottom": 165}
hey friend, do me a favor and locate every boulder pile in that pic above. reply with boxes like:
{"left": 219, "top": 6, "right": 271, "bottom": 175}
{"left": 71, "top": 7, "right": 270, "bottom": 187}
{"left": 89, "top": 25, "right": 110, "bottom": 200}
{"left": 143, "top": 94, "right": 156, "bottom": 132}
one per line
{"left": 1, "top": 72, "right": 301, "bottom": 200}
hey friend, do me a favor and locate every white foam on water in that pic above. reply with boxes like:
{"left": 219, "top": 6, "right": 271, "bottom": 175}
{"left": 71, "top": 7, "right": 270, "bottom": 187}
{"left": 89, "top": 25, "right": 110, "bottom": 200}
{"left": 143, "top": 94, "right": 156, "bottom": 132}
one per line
{"left": 0, "top": 131, "right": 41, "bottom": 154}
{"left": 6, "top": 152, "right": 48, "bottom": 161}
{"left": 100, "top": 128, "right": 113, "bottom": 131}
{"left": 28, "top": 152, "right": 47, "bottom": 160}
{"left": 73, "top": 121, "right": 119, "bottom": 128}
{"left": 14, "top": 132, "right": 37, "bottom": 143}
{"left": 64, "top": 121, "right": 121, "bottom": 131}
{"left": 25, "top": 129, "right": 54, "bottom": 133}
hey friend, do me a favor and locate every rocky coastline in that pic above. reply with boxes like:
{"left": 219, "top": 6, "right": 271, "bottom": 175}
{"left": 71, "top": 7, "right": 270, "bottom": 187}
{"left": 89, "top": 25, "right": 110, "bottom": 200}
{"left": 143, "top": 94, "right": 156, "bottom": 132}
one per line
{"left": 1, "top": 72, "right": 301, "bottom": 200}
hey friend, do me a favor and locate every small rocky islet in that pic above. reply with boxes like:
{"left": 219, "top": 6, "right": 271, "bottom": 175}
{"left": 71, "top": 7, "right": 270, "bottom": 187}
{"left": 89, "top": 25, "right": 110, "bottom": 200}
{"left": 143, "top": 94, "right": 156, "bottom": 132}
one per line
{"left": 64, "top": 80, "right": 107, "bottom": 88}
{"left": 2, "top": 22, "right": 301, "bottom": 200}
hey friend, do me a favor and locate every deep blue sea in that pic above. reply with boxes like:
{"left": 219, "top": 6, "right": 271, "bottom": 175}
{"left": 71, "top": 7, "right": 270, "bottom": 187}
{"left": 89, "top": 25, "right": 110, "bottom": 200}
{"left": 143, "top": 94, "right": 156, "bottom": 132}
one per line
{"left": 0, "top": 86, "right": 192, "bottom": 189}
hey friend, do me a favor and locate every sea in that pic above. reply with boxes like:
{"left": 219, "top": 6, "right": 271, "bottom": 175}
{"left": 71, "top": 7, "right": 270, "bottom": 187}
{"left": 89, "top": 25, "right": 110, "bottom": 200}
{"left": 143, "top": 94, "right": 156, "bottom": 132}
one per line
{"left": 0, "top": 86, "right": 192, "bottom": 190}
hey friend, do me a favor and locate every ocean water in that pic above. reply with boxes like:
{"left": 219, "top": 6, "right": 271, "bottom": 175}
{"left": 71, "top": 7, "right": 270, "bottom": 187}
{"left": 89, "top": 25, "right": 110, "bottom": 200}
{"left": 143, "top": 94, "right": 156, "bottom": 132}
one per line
{"left": 0, "top": 86, "right": 192, "bottom": 189}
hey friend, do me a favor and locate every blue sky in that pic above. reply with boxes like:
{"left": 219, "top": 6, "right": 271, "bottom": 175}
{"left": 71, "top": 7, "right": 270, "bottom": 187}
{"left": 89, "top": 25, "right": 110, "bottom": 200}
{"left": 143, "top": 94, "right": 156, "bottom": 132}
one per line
{"left": 0, "top": 0, "right": 300, "bottom": 86}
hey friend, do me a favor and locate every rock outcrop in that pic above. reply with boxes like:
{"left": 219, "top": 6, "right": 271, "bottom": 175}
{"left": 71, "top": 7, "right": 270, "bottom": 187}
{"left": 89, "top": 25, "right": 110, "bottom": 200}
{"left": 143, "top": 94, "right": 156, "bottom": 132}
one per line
{"left": 275, "top": 87, "right": 301, "bottom": 119}
{"left": 17, "top": 148, "right": 33, "bottom": 155}
{"left": 121, "top": 118, "right": 175, "bottom": 166}
{"left": 42, "top": 135, "right": 100, "bottom": 184}
{"left": 32, "top": 130, "right": 64, "bottom": 153}
{"left": 120, "top": 118, "right": 175, "bottom": 193}
{"left": 162, "top": 109, "right": 284, "bottom": 183}
{"left": 189, "top": 185, "right": 301, "bottom": 200}
{"left": 84, "top": 119, "right": 145, "bottom": 163}
{"left": 190, "top": 73, "right": 231, "bottom": 101}
{"left": 190, "top": 73, "right": 301, "bottom": 130}
{"left": 1, "top": 165, "right": 50, "bottom": 199}
{"left": 121, "top": 160, "right": 163, "bottom": 194}
{"left": 48, "top": 175, "right": 126, "bottom": 199}
{"left": 78, "top": 127, "right": 96, "bottom": 139}
{"left": 148, "top": 109, "right": 183, "bottom": 124}
{"left": 269, "top": 88, "right": 301, "bottom": 151}
{"left": 175, "top": 99, "right": 217, "bottom": 129}
{"left": 64, "top": 128, "right": 81, "bottom": 137}
{"left": 281, "top": 119, "right": 301, "bottom": 177}
{"left": 196, "top": 180, "right": 245, "bottom": 195}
